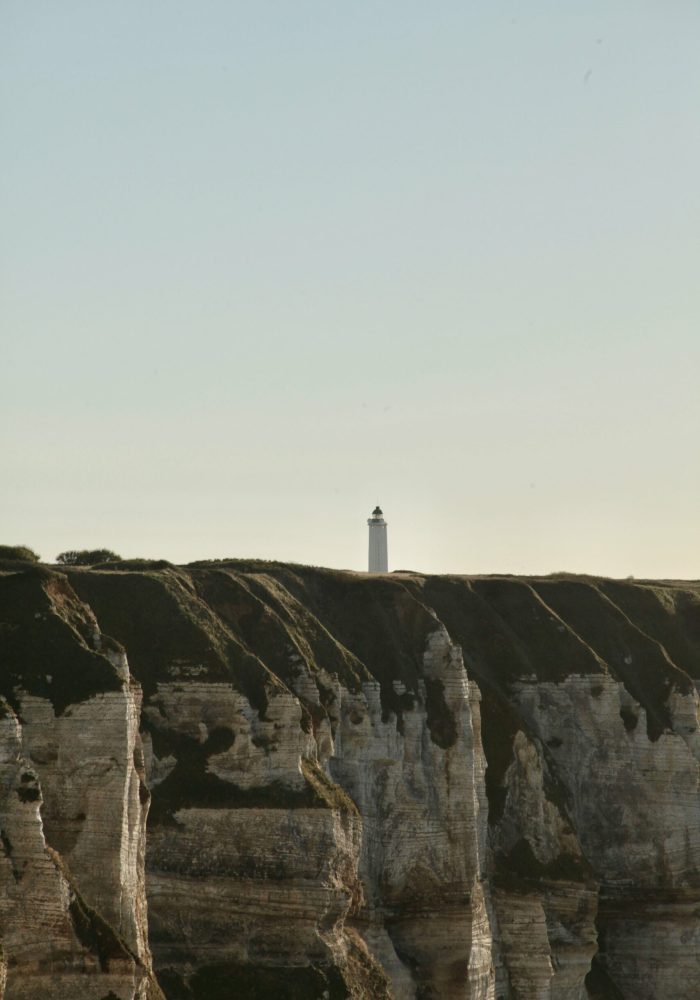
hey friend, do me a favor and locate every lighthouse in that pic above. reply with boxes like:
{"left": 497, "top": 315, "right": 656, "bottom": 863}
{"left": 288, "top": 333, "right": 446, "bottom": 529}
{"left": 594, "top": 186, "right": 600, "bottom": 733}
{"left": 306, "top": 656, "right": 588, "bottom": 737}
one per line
{"left": 367, "top": 505, "right": 388, "bottom": 573}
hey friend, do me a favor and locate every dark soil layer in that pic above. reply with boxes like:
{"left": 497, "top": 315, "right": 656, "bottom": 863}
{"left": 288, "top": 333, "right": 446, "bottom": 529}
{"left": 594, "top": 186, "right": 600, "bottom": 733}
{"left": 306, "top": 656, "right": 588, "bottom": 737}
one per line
{"left": 530, "top": 579, "right": 692, "bottom": 740}
{"left": 0, "top": 568, "right": 123, "bottom": 716}
{"left": 66, "top": 567, "right": 277, "bottom": 712}
{"left": 5, "top": 562, "right": 698, "bottom": 818}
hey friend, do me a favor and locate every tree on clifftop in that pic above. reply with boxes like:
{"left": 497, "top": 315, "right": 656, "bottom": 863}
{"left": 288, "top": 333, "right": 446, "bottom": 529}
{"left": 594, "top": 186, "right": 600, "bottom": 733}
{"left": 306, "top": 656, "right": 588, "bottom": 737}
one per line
{"left": 0, "top": 545, "right": 40, "bottom": 562}
{"left": 56, "top": 549, "right": 122, "bottom": 566}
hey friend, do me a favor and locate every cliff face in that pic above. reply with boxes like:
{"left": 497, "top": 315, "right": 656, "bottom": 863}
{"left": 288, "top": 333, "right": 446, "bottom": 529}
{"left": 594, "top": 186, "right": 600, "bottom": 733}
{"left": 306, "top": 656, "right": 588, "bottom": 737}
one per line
{"left": 0, "top": 570, "right": 161, "bottom": 1000}
{"left": 2, "top": 561, "right": 700, "bottom": 999}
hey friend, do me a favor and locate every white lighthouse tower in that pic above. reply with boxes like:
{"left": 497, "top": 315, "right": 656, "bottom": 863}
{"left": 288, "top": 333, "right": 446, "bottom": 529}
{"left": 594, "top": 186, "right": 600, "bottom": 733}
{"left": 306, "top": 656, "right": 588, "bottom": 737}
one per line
{"left": 367, "top": 505, "right": 388, "bottom": 573}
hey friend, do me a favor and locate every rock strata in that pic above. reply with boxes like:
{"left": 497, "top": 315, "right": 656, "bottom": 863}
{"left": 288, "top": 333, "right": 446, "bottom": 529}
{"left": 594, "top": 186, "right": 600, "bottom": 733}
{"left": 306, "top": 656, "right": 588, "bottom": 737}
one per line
{"left": 0, "top": 571, "right": 161, "bottom": 999}
{"left": 2, "top": 561, "right": 700, "bottom": 998}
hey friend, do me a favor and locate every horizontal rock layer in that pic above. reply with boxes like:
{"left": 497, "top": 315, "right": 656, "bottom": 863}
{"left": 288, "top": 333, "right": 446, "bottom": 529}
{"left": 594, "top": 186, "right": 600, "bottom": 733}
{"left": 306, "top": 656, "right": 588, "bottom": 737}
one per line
{"left": 2, "top": 560, "right": 700, "bottom": 998}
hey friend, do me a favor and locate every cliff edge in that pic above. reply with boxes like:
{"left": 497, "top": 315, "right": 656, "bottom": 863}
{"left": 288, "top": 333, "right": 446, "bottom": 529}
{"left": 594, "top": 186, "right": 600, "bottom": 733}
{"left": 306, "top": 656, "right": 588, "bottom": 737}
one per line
{"left": 2, "top": 560, "right": 700, "bottom": 999}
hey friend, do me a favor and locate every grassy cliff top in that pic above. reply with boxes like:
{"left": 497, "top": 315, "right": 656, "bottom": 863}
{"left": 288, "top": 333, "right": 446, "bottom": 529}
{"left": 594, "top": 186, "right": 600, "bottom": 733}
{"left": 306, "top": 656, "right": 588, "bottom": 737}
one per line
{"left": 4, "top": 559, "right": 699, "bottom": 830}
{"left": 5, "top": 560, "right": 700, "bottom": 738}
{"left": 0, "top": 568, "right": 124, "bottom": 716}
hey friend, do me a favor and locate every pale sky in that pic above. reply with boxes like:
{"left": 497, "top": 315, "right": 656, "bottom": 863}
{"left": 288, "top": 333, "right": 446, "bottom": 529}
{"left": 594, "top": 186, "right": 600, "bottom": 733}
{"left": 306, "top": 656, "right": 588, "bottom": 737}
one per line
{"left": 2, "top": 2, "right": 699, "bottom": 577}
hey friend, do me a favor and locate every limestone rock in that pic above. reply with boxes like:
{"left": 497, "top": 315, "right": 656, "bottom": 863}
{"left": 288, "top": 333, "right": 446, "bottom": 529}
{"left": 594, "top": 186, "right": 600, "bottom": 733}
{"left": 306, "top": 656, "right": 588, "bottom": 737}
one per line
{"left": 4, "top": 562, "right": 700, "bottom": 998}
{"left": 0, "top": 572, "right": 161, "bottom": 1000}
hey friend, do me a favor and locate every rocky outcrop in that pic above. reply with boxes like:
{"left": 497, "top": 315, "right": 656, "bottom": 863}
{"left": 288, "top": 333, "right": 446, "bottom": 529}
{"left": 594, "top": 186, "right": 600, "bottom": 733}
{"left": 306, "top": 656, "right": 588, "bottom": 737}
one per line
{"left": 0, "top": 570, "right": 161, "bottom": 1000}
{"left": 2, "top": 560, "right": 700, "bottom": 998}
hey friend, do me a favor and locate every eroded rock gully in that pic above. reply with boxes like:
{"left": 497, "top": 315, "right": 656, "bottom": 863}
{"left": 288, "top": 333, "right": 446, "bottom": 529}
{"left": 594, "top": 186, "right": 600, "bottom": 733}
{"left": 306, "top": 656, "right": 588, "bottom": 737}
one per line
{"left": 1, "top": 561, "right": 700, "bottom": 998}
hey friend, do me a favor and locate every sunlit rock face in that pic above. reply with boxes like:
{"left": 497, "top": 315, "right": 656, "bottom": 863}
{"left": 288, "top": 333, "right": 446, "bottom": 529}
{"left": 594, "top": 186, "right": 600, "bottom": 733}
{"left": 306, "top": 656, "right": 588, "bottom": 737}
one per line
{"left": 0, "top": 571, "right": 160, "bottom": 1000}
{"left": 2, "top": 560, "right": 700, "bottom": 999}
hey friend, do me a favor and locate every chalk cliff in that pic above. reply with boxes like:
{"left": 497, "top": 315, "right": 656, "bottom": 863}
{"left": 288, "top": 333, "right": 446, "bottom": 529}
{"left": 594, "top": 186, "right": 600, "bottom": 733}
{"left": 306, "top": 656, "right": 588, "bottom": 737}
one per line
{"left": 2, "top": 559, "right": 700, "bottom": 999}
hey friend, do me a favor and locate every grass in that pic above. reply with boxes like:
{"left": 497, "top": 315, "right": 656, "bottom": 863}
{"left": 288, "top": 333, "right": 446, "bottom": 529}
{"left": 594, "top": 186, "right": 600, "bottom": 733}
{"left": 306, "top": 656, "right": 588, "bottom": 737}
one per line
{"left": 531, "top": 578, "right": 692, "bottom": 740}
{"left": 66, "top": 567, "right": 274, "bottom": 710}
{"left": 600, "top": 579, "right": 700, "bottom": 680}
{"left": 0, "top": 545, "right": 39, "bottom": 563}
{"left": 0, "top": 569, "right": 123, "bottom": 717}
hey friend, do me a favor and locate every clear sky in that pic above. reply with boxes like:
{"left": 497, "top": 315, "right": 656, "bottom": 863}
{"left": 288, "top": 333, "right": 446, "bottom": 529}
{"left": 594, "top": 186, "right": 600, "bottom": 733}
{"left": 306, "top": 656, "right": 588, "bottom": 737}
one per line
{"left": 2, "top": 2, "right": 699, "bottom": 577}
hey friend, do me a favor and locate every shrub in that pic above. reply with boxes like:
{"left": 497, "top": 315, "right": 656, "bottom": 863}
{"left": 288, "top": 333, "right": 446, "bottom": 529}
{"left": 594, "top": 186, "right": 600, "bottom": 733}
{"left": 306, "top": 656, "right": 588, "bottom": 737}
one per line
{"left": 0, "top": 545, "right": 40, "bottom": 563}
{"left": 56, "top": 549, "right": 122, "bottom": 566}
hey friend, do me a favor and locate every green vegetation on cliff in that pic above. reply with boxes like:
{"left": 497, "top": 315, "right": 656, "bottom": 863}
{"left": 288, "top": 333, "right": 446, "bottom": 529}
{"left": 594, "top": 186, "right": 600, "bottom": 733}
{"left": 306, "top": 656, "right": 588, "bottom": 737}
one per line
{"left": 56, "top": 548, "right": 122, "bottom": 566}
{"left": 0, "top": 544, "right": 40, "bottom": 563}
{"left": 0, "top": 569, "right": 123, "bottom": 715}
